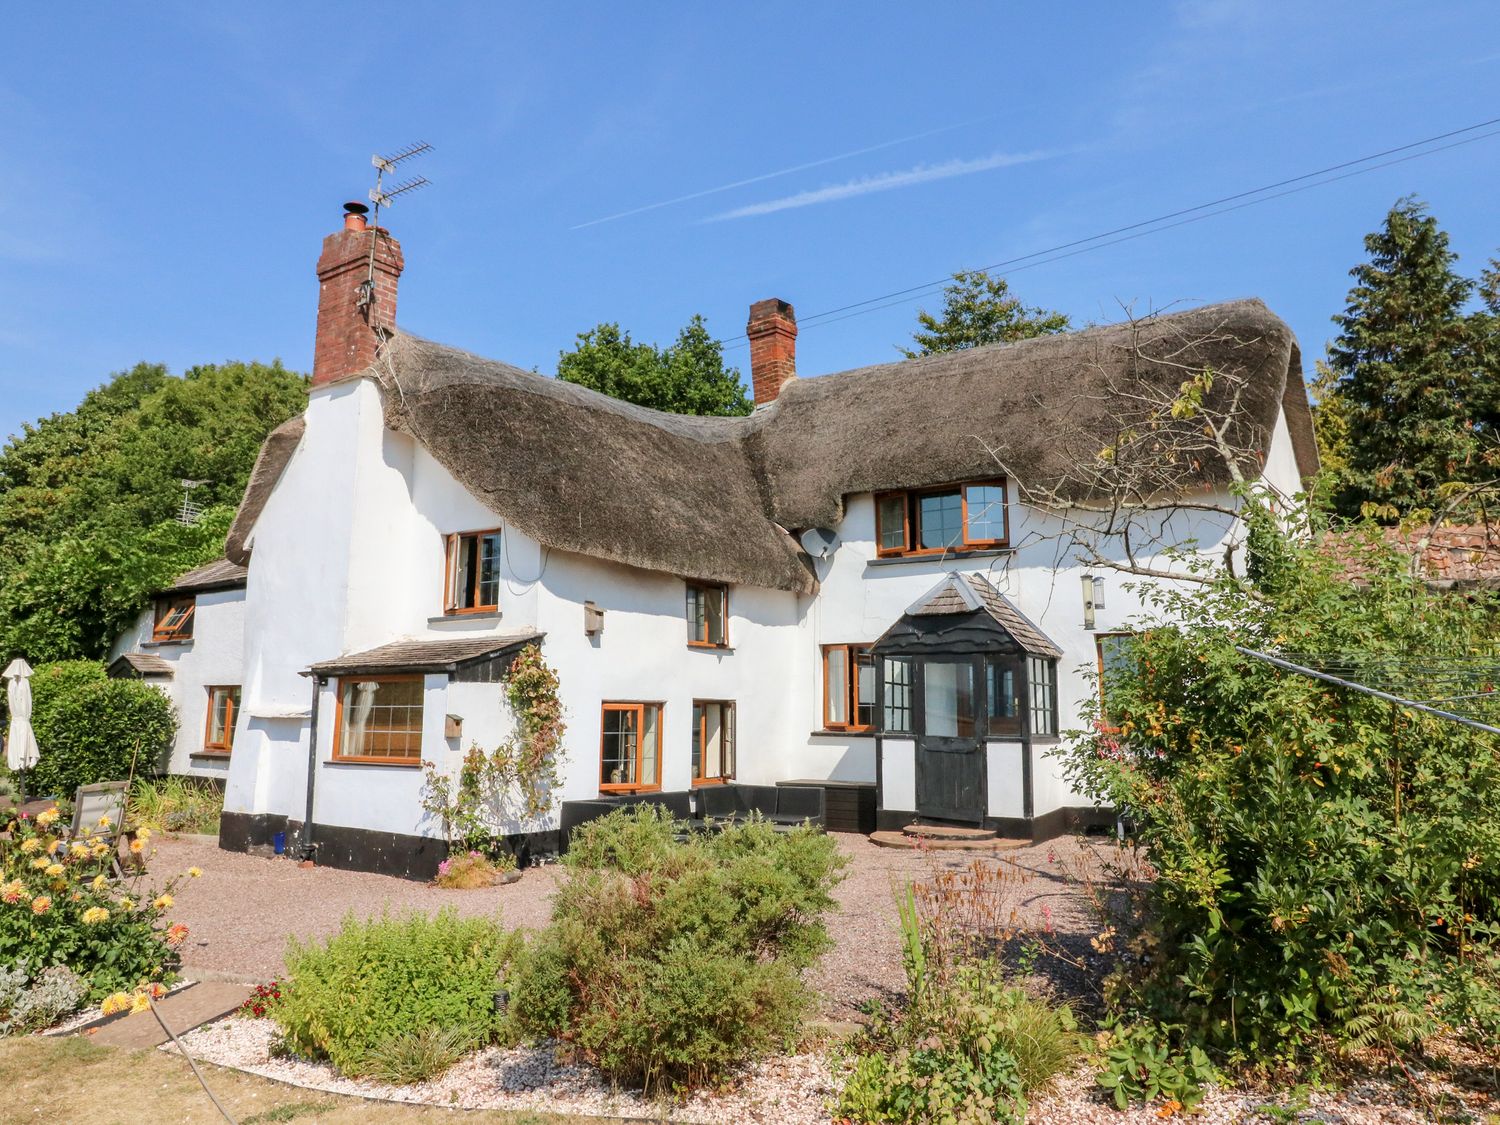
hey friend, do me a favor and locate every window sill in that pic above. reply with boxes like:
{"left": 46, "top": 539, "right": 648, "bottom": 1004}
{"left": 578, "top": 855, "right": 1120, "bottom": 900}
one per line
{"left": 599, "top": 786, "right": 662, "bottom": 796}
{"left": 429, "top": 610, "right": 503, "bottom": 624}
{"left": 691, "top": 777, "right": 734, "bottom": 787}
{"left": 325, "top": 758, "right": 423, "bottom": 768}
{"left": 687, "top": 643, "right": 733, "bottom": 654}
{"left": 142, "top": 638, "right": 193, "bottom": 649}
{"left": 865, "top": 548, "right": 1013, "bottom": 569}
{"left": 810, "top": 729, "right": 877, "bottom": 739}
{"left": 189, "top": 751, "right": 231, "bottom": 761}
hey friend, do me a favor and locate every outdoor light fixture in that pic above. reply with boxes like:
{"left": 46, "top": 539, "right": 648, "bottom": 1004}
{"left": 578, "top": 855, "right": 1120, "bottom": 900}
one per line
{"left": 1082, "top": 573, "right": 1105, "bottom": 630}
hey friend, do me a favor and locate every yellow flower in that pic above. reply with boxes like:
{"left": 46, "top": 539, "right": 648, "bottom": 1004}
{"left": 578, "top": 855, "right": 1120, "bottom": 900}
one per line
{"left": 19, "top": 838, "right": 40, "bottom": 855}
{"left": 30, "top": 895, "right": 51, "bottom": 915}
{"left": 45, "top": 839, "right": 60, "bottom": 856}
{"left": 100, "top": 992, "right": 132, "bottom": 1016}
{"left": 0, "top": 880, "right": 22, "bottom": 903}
{"left": 152, "top": 894, "right": 173, "bottom": 910}
{"left": 30, "top": 857, "right": 50, "bottom": 870}
{"left": 82, "top": 906, "right": 110, "bottom": 925}
{"left": 130, "top": 993, "right": 151, "bottom": 1014}
{"left": 129, "top": 839, "right": 145, "bottom": 855}
{"left": 44, "top": 864, "right": 65, "bottom": 878}
{"left": 92, "top": 844, "right": 109, "bottom": 858}
{"left": 118, "top": 897, "right": 135, "bottom": 911}
{"left": 97, "top": 815, "right": 111, "bottom": 828}
{"left": 91, "top": 874, "right": 108, "bottom": 892}
{"left": 137, "top": 827, "right": 152, "bottom": 841}
{"left": 70, "top": 842, "right": 90, "bottom": 858}
{"left": 35, "top": 808, "right": 59, "bottom": 828}
{"left": 188, "top": 867, "right": 202, "bottom": 878}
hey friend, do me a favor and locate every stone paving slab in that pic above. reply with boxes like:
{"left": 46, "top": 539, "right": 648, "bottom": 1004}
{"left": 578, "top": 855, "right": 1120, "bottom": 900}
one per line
{"left": 869, "top": 829, "right": 1029, "bottom": 851}
{"left": 85, "top": 982, "right": 250, "bottom": 1049}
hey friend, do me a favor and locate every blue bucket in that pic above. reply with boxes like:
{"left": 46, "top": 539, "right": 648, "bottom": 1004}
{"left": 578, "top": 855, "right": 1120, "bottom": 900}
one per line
{"left": 273, "top": 831, "right": 286, "bottom": 855}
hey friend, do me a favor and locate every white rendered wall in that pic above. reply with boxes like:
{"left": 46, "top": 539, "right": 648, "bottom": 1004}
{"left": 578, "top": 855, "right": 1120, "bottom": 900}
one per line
{"left": 109, "top": 589, "right": 246, "bottom": 778}
{"left": 986, "top": 742, "right": 1025, "bottom": 820}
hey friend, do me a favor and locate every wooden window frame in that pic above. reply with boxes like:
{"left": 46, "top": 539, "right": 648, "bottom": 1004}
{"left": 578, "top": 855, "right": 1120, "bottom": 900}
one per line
{"left": 1095, "top": 632, "right": 1136, "bottom": 733}
{"left": 201, "top": 685, "right": 240, "bottom": 755}
{"left": 1027, "top": 656, "right": 1058, "bottom": 738}
{"left": 331, "top": 674, "right": 426, "bottom": 767}
{"left": 874, "top": 478, "right": 1010, "bottom": 558}
{"left": 882, "top": 657, "right": 913, "bottom": 734}
{"left": 822, "top": 644, "right": 875, "bottom": 733}
{"left": 685, "top": 582, "right": 729, "bottom": 648}
{"left": 443, "top": 529, "right": 503, "bottom": 615}
{"left": 599, "top": 701, "right": 664, "bottom": 794}
{"left": 152, "top": 595, "right": 196, "bottom": 642}
{"left": 691, "top": 699, "right": 736, "bottom": 786}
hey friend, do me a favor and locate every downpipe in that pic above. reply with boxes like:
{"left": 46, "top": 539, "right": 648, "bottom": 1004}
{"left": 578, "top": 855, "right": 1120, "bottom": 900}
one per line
{"left": 297, "top": 675, "right": 324, "bottom": 862}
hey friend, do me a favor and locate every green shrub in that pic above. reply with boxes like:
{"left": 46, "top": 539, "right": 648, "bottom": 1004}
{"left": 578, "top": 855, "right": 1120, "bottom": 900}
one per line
{"left": 0, "top": 806, "right": 185, "bottom": 999}
{"left": 362, "top": 1026, "right": 474, "bottom": 1085}
{"left": 1095, "top": 1024, "right": 1217, "bottom": 1112}
{"left": 128, "top": 775, "right": 223, "bottom": 835}
{"left": 273, "top": 909, "right": 519, "bottom": 1077}
{"left": 507, "top": 808, "right": 845, "bottom": 1092}
{"left": 1063, "top": 526, "right": 1500, "bottom": 1069}
{"left": 837, "top": 893, "right": 1077, "bottom": 1124}
{"left": 29, "top": 662, "right": 177, "bottom": 798}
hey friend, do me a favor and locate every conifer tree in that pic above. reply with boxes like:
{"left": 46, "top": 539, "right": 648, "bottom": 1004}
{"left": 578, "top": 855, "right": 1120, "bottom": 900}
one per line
{"left": 901, "top": 270, "right": 1069, "bottom": 358}
{"left": 1322, "top": 197, "right": 1490, "bottom": 520}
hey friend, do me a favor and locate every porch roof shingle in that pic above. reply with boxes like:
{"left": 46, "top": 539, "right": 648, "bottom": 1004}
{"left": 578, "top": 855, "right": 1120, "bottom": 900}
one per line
{"left": 307, "top": 631, "right": 542, "bottom": 677}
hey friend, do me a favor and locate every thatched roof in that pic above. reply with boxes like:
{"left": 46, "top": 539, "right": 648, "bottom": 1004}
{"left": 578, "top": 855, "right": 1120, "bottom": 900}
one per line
{"left": 226, "top": 415, "right": 304, "bottom": 567}
{"left": 228, "top": 299, "right": 1313, "bottom": 594}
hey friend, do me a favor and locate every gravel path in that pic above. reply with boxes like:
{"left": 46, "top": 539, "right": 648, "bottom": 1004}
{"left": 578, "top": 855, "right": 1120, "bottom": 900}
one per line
{"left": 146, "top": 831, "right": 1105, "bottom": 1018}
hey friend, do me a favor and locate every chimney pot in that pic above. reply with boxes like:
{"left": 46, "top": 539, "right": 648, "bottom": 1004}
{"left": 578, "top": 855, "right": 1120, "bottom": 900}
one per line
{"left": 342, "top": 201, "right": 370, "bottom": 231}
{"left": 746, "top": 298, "right": 797, "bottom": 406}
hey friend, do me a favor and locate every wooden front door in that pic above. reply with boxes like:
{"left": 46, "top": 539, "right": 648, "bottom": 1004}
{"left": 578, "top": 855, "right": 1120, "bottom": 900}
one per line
{"left": 915, "top": 657, "right": 986, "bottom": 823}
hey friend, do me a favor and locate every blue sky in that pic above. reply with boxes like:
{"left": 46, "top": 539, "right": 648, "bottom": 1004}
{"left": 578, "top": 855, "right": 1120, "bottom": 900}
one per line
{"left": 3, "top": 2, "right": 1499, "bottom": 440}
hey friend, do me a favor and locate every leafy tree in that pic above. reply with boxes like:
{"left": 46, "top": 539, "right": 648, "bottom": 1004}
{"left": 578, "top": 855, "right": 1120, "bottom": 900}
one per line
{"left": 557, "top": 315, "right": 751, "bottom": 416}
{"left": 0, "top": 361, "right": 306, "bottom": 662}
{"left": 1320, "top": 198, "right": 1495, "bottom": 521}
{"left": 901, "top": 270, "right": 1070, "bottom": 358}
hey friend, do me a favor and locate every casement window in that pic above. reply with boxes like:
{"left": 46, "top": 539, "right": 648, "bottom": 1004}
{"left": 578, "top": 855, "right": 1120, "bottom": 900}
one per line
{"left": 883, "top": 658, "right": 913, "bottom": 734}
{"left": 823, "top": 644, "right": 875, "bottom": 732}
{"left": 202, "top": 686, "right": 241, "bottom": 754}
{"left": 333, "top": 676, "right": 425, "bottom": 765}
{"left": 985, "top": 659, "right": 1022, "bottom": 737}
{"left": 152, "top": 596, "right": 196, "bottom": 642}
{"left": 692, "top": 700, "right": 735, "bottom": 784}
{"left": 444, "top": 529, "right": 502, "bottom": 614}
{"left": 685, "top": 582, "right": 728, "bottom": 647}
{"left": 875, "top": 480, "right": 1009, "bottom": 557}
{"left": 1096, "top": 633, "right": 1136, "bottom": 730}
{"left": 1028, "top": 657, "right": 1058, "bottom": 737}
{"left": 600, "top": 702, "right": 662, "bottom": 792}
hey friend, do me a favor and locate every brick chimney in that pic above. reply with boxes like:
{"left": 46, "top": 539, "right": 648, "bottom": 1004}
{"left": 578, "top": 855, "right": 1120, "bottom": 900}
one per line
{"left": 311, "top": 202, "right": 405, "bottom": 388}
{"left": 746, "top": 298, "right": 797, "bottom": 405}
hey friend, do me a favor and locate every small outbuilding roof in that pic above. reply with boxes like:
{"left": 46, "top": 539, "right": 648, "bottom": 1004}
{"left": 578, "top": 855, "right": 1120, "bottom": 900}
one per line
{"left": 307, "top": 631, "right": 542, "bottom": 677}
{"left": 227, "top": 299, "right": 1315, "bottom": 595}
{"left": 108, "top": 652, "right": 175, "bottom": 679}
{"left": 165, "top": 557, "right": 249, "bottom": 595}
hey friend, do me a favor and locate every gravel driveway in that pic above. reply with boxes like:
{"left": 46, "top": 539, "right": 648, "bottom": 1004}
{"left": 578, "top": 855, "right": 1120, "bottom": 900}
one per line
{"left": 148, "top": 831, "right": 1106, "bottom": 1018}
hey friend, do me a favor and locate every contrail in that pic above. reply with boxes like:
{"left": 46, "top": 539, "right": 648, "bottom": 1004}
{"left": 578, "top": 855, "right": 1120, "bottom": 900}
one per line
{"left": 569, "top": 121, "right": 983, "bottom": 230}
{"left": 702, "top": 150, "right": 1055, "bottom": 222}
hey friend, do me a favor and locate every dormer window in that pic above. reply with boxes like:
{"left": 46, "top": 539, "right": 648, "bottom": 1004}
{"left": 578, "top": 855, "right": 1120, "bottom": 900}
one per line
{"left": 685, "top": 582, "right": 728, "bottom": 647}
{"left": 152, "top": 596, "right": 196, "bottom": 642}
{"left": 444, "top": 530, "right": 501, "bottom": 614}
{"left": 875, "top": 479, "right": 1009, "bottom": 557}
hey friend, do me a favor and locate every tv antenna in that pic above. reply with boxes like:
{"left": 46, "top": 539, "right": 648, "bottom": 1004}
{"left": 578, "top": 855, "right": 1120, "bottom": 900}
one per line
{"left": 177, "top": 479, "right": 207, "bottom": 526}
{"left": 368, "top": 141, "right": 432, "bottom": 228}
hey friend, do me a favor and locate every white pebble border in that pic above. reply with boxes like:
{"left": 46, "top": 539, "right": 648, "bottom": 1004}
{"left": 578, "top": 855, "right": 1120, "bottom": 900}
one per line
{"left": 171, "top": 1016, "right": 1496, "bottom": 1124}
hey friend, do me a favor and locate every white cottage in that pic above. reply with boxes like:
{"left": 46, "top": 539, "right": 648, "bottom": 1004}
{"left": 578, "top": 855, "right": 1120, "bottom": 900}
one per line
{"left": 139, "top": 203, "right": 1317, "bottom": 878}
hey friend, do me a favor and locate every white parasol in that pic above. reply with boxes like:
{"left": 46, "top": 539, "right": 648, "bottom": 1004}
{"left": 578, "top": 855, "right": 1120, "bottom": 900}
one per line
{"left": 4, "top": 658, "right": 39, "bottom": 773}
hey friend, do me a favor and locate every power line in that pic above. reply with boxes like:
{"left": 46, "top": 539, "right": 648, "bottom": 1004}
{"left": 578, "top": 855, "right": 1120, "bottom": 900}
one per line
{"left": 716, "top": 115, "right": 1500, "bottom": 349}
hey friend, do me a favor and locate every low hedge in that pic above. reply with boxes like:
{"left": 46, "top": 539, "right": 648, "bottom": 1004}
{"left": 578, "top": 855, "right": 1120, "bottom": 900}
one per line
{"left": 28, "top": 661, "right": 176, "bottom": 798}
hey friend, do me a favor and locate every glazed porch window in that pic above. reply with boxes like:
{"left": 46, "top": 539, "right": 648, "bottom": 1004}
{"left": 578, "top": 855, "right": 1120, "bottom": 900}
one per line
{"left": 152, "top": 596, "right": 196, "bottom": 642}
{"left": 1096, "top": 633, "right": 1137, "bottom": 730}
{"left": 1029, "top": 656, "right": 1058, "bottom": 737}
{"left": 685, "top": 582, "right": 728, "bottom": 647}
{"left": 445, "top": 530, "right": 501, "bottom": 613}
{"left": 924, "top": 661, "right": 977, "bottom": 738}
{"left": 600, "top": 702, "right": 662, "bottom": 792}
{"left": 202, "top": 686, "right": 240, "bottom": 754}
{"left": 823, "top": 644, "right": 875, "bottom": 732}
{"left": 692, "top": 700, "right": 735, "bottom": 784}
{"left": 874, "top": 480, "right": 1009, "bottom": 557}
{"left": 334, "top": 676, "right": 425, "bottom": 764}
{"left": 986, "top": 659, "right": 1022, "bottom": 737}
{"left": 883, "top": 657, "right": 913, "bottom": 734}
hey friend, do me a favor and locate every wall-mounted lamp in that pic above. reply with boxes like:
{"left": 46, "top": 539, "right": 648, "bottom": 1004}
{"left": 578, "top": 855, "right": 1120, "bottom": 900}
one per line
{"left": 584, "top": 600, "right": 604, "bottom": 637}
{"left": 1082, "top": 573, "right": 1105, "bottom": 630}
